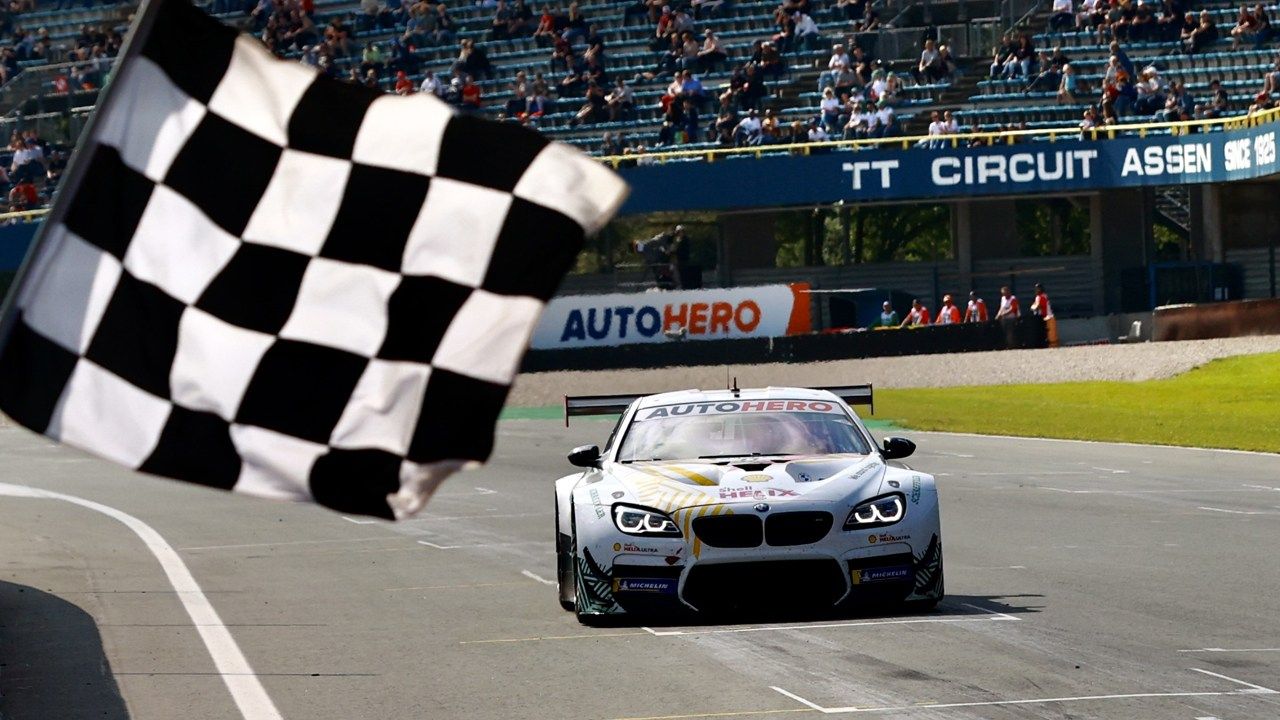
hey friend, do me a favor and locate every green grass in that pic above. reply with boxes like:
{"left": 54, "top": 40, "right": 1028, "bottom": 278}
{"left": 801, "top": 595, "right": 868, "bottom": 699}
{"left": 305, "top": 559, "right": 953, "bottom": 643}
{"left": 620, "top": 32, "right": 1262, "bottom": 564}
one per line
{"left": 876, "top": 352, "right": 1280, "bottom": 453}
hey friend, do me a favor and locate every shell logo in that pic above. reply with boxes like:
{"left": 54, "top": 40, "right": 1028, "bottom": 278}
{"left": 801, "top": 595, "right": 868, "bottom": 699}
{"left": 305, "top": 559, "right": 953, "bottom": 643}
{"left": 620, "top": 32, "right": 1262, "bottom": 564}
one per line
{"left": 741, "top": 473, "right": 773, "bottom": 483}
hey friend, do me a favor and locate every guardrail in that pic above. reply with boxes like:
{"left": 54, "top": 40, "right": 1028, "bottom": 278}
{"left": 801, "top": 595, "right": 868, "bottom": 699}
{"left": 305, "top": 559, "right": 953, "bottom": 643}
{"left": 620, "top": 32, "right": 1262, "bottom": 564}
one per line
{"left": 598, "top": 106, "right": 1280, "bottom": 168}
{"left": 0, "top": 209, "right": 50, "bottom": 224}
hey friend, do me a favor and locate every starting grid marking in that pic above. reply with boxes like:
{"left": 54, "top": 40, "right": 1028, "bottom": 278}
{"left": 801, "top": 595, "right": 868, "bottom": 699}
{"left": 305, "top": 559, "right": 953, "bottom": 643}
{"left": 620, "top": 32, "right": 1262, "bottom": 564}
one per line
{"left": 611, "top": 669, "right": 1279, "bottom": 720}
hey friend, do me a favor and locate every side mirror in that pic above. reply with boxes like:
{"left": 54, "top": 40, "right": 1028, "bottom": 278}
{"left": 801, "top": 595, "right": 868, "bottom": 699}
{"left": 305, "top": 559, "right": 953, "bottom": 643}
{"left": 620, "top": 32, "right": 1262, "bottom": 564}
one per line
{"left": 881, "top": 437, "right": 916, "bottom": 460}
{"left": 568, "top": 444, "right": 601, "bottom": 468}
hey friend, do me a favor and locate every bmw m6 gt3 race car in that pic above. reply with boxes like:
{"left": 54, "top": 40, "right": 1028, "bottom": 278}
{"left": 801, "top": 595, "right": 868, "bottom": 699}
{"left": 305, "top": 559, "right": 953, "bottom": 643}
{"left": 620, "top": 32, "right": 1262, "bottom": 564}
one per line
{"left": 553, "top": 384, "right": 943, "bottom": 623}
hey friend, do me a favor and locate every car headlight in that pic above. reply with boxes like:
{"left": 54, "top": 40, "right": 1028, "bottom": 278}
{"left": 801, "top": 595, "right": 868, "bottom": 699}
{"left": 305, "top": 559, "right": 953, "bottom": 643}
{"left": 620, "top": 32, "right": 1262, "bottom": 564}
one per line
{"left": 843, "top": 494, "right": 905, "bottom": 530}
{"left": 613, "top": 505, "right": 682, "bottom": 537}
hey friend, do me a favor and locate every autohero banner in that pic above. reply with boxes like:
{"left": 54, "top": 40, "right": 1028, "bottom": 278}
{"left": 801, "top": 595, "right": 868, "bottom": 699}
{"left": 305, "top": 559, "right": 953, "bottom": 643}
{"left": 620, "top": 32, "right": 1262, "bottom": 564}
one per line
{"left": 616, "top": 122, "right": 1279, "bottom": 212}
{"left": 531, "top": 283, "right": 812, "bottom": 349}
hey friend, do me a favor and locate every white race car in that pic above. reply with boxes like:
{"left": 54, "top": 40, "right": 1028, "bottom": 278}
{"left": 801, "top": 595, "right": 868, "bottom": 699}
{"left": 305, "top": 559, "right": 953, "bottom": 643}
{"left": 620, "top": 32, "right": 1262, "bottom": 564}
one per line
{"left": 553, "top": 384, "right": 943, "bottom": 623}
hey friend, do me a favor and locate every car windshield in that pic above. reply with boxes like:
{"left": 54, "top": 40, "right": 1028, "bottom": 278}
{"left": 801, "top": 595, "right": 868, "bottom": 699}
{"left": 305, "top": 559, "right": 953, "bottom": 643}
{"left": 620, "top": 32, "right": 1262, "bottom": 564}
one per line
{"left": 617, "top": 399, "right": 870, "bottom": 462}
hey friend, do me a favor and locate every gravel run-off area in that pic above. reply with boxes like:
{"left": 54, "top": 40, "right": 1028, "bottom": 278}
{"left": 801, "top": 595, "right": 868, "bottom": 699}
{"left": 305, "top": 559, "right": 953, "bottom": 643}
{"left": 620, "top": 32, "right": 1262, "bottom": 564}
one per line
{"left": 508, "top": 334, "right": 1280, "bottom": 407}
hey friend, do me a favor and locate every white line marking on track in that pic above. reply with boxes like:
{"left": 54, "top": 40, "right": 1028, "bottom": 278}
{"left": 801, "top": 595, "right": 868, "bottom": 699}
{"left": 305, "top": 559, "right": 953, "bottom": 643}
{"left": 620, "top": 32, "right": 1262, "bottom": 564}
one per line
{"left": 1179, "top": 647, "right": 1280, "bottom": 653}
{"left": 1190, "top": 668, "right": 1280, "bottom": 693}
{"left": 765, "top": 669, "right": 1279, "bottom": 716}
{"left": 417, "top": 540, "right": 542, "bottom": 550}
{"left": 179, "top": 536, "right": 394, "bottom": 551}
{"left": 521, "top": 569, "right": 555, "bottom": 585}
{"left": 1197, "top": 506, "right": 1277, "bottom": 516}
{"left": 0, "top": 483, "right": 282, "bottom": 720}
{"left": 1243, "top": 484, "right": 1280, "bottom": 491}
{"left": 1091, "top": 467, "right": 1130, "bottom": 474}
{"left": 340, "top": 516, "right": 380, "bottom": 525}
{"left": 770, "top": 687, "right": 826, "bottom": 711}
{"left": 474, "top": 487, "right": 497, "bottom": 495}
{"left": 913, "top": 429, "right": 1280, "bottom": 457}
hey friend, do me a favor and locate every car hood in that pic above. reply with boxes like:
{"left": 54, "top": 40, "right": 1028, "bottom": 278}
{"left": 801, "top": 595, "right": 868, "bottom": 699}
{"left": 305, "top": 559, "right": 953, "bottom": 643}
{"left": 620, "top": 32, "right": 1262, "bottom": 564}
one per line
{"left": 606, "top": 454, "right": 886, "bottom": 514}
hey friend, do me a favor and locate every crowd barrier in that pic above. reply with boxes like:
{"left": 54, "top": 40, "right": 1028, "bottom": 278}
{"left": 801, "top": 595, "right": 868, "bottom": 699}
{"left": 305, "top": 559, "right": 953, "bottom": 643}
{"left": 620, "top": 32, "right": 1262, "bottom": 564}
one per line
{"left": 522, "top": 316, "right": 1048, "bottom": 372}
{"left": 1153, "top": 298, "right": 1280, "bottom": 341}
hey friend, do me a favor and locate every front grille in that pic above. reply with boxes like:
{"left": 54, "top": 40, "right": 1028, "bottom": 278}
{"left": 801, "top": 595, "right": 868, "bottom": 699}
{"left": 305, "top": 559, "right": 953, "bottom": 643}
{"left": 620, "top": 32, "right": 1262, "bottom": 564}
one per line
{"left": 683, "top": 559, "right": 847, "bottom": 611}
{"left": 765, "top": 511, "right": 834, "bottom": 546}
{"left": 692, "top": 515, "right": 763, "bottom": 548}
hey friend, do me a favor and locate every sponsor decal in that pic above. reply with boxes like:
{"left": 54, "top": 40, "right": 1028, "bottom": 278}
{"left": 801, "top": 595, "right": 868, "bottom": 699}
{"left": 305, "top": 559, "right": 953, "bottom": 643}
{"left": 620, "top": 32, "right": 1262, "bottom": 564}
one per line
{"left": 867, "top": 534, "right": 876, "bottom": 544}
{"left": 852, "top": 565, "right": 912, "bottom": 585}
{"left": 665, "top": 555, "right": 681, "bottom": 565}
{"left": 640, "top": 400, "right": 837, "bottom": 421}
{"left": 874, "top": 532, "right": 911, "bottom": 543}
{"left": 614, "top": 542, "right": 662, "bottom": 554}
{"left": 719, "top": 487, "right": 798, "bottom": 500}
{"left": 911, "top": 476, "right": 922, "bottom": 504}
{"left": 887, "top": 480, "right": 900, "bottom": 488}
{"left": 851, "top": 462, "right": 881, "bottom": 481}
{"left": 796, "top": 472, "right": 813, "bottom": 482}
{"left": 612, "top": 491, "right": 625, "bottom": 500}
{"left": 740, "top": 473, "right": 772, "bottom": 483}
{"left": 612, "top": 577, "right": 678, "bottom": 594}
{"left": 531, "top": 284, "right": 811, "bottom": 349}
{"left": 589, "top": 488, "right": 606, "bottom": 519}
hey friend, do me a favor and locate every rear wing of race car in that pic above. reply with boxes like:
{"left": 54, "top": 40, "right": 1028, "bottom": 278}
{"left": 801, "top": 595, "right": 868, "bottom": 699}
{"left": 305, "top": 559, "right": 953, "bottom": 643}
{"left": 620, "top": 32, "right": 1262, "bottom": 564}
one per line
{"left": 563, "top": 384, "right": 873, "bottom": 426}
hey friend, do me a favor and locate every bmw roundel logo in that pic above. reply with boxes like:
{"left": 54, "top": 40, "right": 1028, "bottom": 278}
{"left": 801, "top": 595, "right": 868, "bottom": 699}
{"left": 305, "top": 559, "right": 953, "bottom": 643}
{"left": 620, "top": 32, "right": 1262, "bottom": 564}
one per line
{"left": 754, "top": 503, "right": 770, "bottom": 512}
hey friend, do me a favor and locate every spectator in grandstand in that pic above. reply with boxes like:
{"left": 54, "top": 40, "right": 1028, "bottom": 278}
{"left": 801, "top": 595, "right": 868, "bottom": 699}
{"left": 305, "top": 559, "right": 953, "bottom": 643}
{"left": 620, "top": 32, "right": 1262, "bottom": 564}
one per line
{"left": 964, "top": 291, "right": 989, "bottom": 322}
{"left": 1249, "top": 91, "right": 1271, "bottom": 115}
{"left": 714, "top": 108, "right": 739, "bottom": 144}
{"left": 360, "top": 42, "right": 388, "bottom": 78}
{"left": 874, "top": 99, "right": 897, "bottom": 137}
{"left": 1231, "top": 5, "right": 1262, "bottom": 49}
{"left": 569, "top": 81, "right": 606, "bottom": 125}
{"left": 899, "top": 299, "right": 931, "bottom": 327}
{"left": 533, "top": 5, "right": 559, "bottom": 46}
{"left": 832, "top": 62, "right": 859, "bottom": 95}
{"left": 561, "top": 2, "right": 589, "bottom": 44}
{"left": 600, "top": 132, "right": 624, "bottom": 155}
{"left": 698, "top": 30, "right": 727, "bottom": 72}
{"left": 1133, "top": 66, "right": 1167, "bottom": 115}
{"left": 9, "top": 135, "right": 43, "bottom": 185}
{"left": 454, "top": 38, "right": 493, "bottom": 79}
{"left": 843, "top": 100, "right": 869, "bottom": 138}
{"left": 919, "top": 110, "right": 946, "bottom": 148}
{"left": 738, "top": 62, "right": 769, "bottom": 107}
{"left": 735, "top": 108, "right": 763, "bottom": 145}
{"left": 1025, "top": 51, "right": 1065, "bottom": 93}
{"left": 914, "top": 39, "right": 947, "bottom": 84}
{"left": 8, "top": 179, "right": 36, "bottom": 211}
{"left": 607, "top": 77, "right": 635, "bottom": 119}
{"left": 943, "top": 109, "right": 958, "bottom": 134}
{"left": 935, "top": 295, "right": 962, "bottom": 325}
{"left": 793, "top": 11, "right": 821, "bottom": 50}
{"left": 691, "top": 0, "right": 726, "bottom": 18}
{"left": 510, "top": 0, "right": 536, "bottom": 36}
{"left": 1263, "top": 61, "right": 1280, "bottom": 97}
{"left": 760, "top": 107, "right": 782, "bottom": 142}
{"left": 807, "top": 119, "right": 830, "bottom": 142}
{"left": 460, "top": 75, "right": 482, "bottom": 109}
{"left": 995, "top": 286, "right": 1020, "bottom": 320}
{"left": 394, "top": 69, "right": 413, "bottom": 94}
{"left": 1077, "top": 0, "right": 1100, "bottom": 29}
{"left": 1254, "top": 4, "right": 1275, "bottom": 47}
{"left": 1183, "top": 10, "right": 1219, "bottom": 54}
{"left": 854, "top": 8, "right": 880, "bottom": 31}
{"left": 420, "top": 69, "right": 443, "bottom": 96}
{"left": 819, "top": 43, "right": 851, "bottom": 92}
{"left": 839, "top": 0, "right": 869, "bottom": 22}
{"left": 874, "top": 301, "right": 899, "bottom": 327}
{"left": 1057, "top": 63, "right": 1080, "bottom": 102}
{"left": 819, "top": 87, "right": 842, "bottom": 131}
{"left": 936, "top": 44, "right": 957, "bottom": 81}
{"left": 1049, "top": 0, "right": 1074, "bottom": 32}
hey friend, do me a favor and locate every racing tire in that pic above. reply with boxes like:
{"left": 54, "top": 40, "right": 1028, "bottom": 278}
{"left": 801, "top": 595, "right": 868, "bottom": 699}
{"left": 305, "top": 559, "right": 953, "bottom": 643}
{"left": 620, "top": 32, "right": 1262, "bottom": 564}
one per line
{"left": 555, "top": 493, "right": 575, "bottom": 612}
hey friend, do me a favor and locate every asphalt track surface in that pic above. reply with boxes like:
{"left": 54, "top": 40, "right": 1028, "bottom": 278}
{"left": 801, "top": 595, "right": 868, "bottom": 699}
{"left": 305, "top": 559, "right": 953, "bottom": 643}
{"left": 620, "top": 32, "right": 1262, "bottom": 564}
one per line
{"left": 1, "top": 420, "right": 1279, "bottom": 720}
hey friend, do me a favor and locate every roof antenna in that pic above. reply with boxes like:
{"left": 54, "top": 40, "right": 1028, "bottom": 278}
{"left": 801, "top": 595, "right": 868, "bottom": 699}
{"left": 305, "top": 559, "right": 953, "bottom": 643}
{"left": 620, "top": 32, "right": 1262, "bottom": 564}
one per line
{"left": 731, "top": 376, "right": 740, "bottom": 397}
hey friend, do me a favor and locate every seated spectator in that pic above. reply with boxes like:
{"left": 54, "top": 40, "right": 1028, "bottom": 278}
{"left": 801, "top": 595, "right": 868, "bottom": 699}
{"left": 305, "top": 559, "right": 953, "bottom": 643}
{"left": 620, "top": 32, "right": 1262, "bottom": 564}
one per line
{"left": 855, "top": 8, "right": 880, "bottom": 31}
{"left": 714, "top": 108, "right": 739, "bottom": 144}
{"left": 1249, "top": 91, "right": 1270, "bottom": 115}
{"left": 562, "top": 1, "right": 589, "bottom": 44}
{"left": 698, "top": 30, "right": 727, "bottom": 72}
{"left": 760, "top": 107, "right": 782, "bottom": 142}
{"left": 807, "top": 119, "right": 830, "bottom": 142}
{"left": 1133, "top": 66, "right": 1166, "bottom": 114}
{"left": 735, "top": 107, "right": 763, "bottom": 145}
{"left": 433, "top": 5, "right": 456, "bottom": 45}
{"left": 623, "top": 0, "right": 649, "bottom": 25}
{"left": 839, "top": 0, "right": 868, "bottom": 22}
{"left": 1049, "top": 0, "right": 1073, "bottom": 32}
{"left": 678, "top": 30, "right": 700, "bottom": 70}
{"left": 9, "top": 135, "right": 44, "bottom": 185}
{"left": 601, "top": 131, "right": 623, "bottom": 155}
{"left": 1253, "top": 4, "right": 1275, "bottom": 48}
{"left": 919, "top": 110, "right": 946, "bottom": 148}
{"left": 533, "top": 4, "right": 559, "bottom": 46}
{"left": 8, "top": 180, "right": 36, "bottom": 211}
{"left": 1231, "top": 5, "right": 1260, "bottom": 49}
{"left": 606, "top": 77, "right": 635, "bottom": 119}
{"left": 1183, "top": 10, "right": 1218, "bottom": 53}
{"left": 819, "top": 87, "right": 841, "bottom": 131}
{"left": 1263, "top": 61, "right": 1280, "bottom": 97}
{"left": 738, "top": 63, "right": 769, "bottom": 107}
{"left": 793, "top": 11, "right": 820, "bottom": 50}
{"left": 460, "top": 75, "right": 483, "bottom": 110}
{"left": 914, "top": 38, "right": 946, "bottom": 84}
{"left": 509, "top": 0, "right": 535, "bottom": 36}
{"left": 420, "top": 70, "right": 443, "bottom": 96}
{"left": 572, "top": 82, "right": 608, "bottom": 125}
{"left": 394, "top": 70, "right": 413, "bottom": 94}
{"left": 875, "top": 99, "right": 897, "bottom": 136}
{"left": 691, "top": 0, "right": 725, "bottom": 18}
{"left": 843, "top": 100, "right": 869, "bottom": 138}
{"left": 1057, "top": 63, "right": 1079, "bottom": 103}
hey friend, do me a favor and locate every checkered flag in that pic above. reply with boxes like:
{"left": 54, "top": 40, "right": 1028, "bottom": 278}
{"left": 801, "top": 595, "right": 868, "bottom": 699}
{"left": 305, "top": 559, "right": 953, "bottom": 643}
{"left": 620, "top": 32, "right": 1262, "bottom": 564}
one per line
{"left": 0, "top": 0, "right": 627, "bottom": 519}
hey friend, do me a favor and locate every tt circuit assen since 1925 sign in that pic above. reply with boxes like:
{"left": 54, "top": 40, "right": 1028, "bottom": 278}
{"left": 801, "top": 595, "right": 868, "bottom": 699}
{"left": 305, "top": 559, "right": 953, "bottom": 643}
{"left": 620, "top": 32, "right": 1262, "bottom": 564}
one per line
{"left": 615, "top": 121, "right": 1279, "bottom": 213}
{"left": 530, "top": 283, "right": 812, "bottom": 349}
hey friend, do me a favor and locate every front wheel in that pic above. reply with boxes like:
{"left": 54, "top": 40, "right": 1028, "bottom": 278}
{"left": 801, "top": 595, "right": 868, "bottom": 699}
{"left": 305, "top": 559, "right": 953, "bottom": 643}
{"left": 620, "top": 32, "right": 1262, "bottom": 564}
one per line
{"left": 907, "top": 567, "right": 944, "bottom": 612}
{"left": 555, "top": 494, "right": 575, "bottom": 611}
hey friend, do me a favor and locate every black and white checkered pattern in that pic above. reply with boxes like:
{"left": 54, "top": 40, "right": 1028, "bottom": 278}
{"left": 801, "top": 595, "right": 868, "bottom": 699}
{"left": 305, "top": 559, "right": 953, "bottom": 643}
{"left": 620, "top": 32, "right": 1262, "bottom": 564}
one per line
{"left": 0, "top": 0, "right": 627, "bottom": 519}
